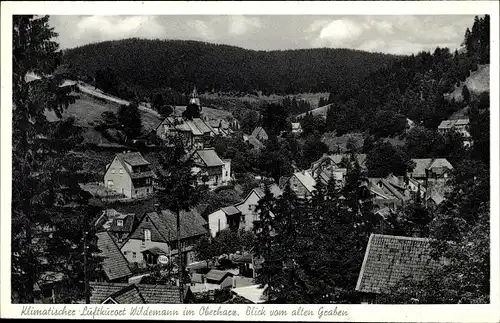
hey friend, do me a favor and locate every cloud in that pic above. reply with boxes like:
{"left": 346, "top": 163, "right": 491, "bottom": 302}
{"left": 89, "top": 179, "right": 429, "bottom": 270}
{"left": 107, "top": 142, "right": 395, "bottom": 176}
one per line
{"left": 74, "top": 16, "right": 165, "bottom": 42}
{"left": 317, "top": 19, "right": 364, "bottom": 46}
{"left": 187, "top": 19, "right": 217, "bottom": 40}
{"left": 228, "top": 16, "right": 261, "bottom": 36}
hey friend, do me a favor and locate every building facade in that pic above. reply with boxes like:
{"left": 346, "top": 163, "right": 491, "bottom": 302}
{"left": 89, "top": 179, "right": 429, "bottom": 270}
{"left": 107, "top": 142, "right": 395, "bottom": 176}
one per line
{"left": 103, "top": 152, "right": 154, "bottom": 198}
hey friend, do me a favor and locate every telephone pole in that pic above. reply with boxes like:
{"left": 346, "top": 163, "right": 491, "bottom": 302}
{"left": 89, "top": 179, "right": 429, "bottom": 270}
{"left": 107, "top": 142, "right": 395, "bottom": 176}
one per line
{"left": 177, "top": 210, "right": 183, "bottom": 303}
{"left": 83, "top": 213, "right": 90, "bottom": 304}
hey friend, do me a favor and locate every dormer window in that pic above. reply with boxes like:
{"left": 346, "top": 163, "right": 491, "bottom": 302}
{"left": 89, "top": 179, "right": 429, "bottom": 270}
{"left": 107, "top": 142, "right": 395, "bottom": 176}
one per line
{"left": 117, "top": 220, "right": 124, "bottom": 227}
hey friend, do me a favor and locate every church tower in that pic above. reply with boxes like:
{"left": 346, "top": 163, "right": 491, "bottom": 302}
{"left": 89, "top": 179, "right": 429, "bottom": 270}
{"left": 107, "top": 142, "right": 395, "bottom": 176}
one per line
{"left": 189, "top": 86, "right": 200, "bottom": 106}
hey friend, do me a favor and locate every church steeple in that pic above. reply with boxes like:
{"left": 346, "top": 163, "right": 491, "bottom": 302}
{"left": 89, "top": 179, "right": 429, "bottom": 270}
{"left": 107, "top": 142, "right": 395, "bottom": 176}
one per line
{"left": 189, "top": 86, "right": 200, "bottom": 106}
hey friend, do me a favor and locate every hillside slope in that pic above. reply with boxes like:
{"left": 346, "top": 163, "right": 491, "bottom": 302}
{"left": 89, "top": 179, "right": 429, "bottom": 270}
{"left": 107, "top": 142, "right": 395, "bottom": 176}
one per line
{"left": 447, "top": 64, "right": 490, "bottom": 101}
{"left": 63, "top": 38, "right": 398, "bottom": 95}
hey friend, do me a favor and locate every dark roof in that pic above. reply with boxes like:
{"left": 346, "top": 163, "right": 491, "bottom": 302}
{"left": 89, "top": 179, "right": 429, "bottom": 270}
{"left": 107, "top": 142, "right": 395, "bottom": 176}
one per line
{"left": 129, "top": 208, "right": 207, "bottom": 243}
{"left": 221, "top": 206, "right": 241, "bottom": 216}
{"left": 109, "top": 213, "right": 136, "bottom": 233}
{"left": 96, "top": 231, "right": 132, "bottom": 281}
{"left": 90, "top": 282, "right": 190, "bottom": 304}
{"left": 129, "top": 170, "right": 155, "bottom": 179}
{"left": 141, "top": 246, "right": 168, "bottom": 256}
{"left": 107, "top": 284, "right": 146, "bottom": 304}
{"left": 251, "top": 126, "right": 268, "bottom": 139}
{"left": 205, "top": 269, "right": 234, "bottom": 283}
{"left": 116, "top": 152, "right": 150, "bottom": 167}
{"left": 195, "top": 149, "right": 224, "bottom": 167}
{"left": 356, "top": 234, "right": 440, "bottom": 294}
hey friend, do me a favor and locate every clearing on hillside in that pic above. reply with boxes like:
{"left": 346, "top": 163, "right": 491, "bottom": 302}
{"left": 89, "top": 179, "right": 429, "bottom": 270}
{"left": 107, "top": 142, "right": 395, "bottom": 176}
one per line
{"left": 446, "top": 64, "right": 490, "bottom": 101}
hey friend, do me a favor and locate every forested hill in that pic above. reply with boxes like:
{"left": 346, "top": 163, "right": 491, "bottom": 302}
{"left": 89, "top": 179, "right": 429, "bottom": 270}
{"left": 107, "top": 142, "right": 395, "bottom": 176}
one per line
{"left": 62, "top": 38, "right": 398, "bottom": 95}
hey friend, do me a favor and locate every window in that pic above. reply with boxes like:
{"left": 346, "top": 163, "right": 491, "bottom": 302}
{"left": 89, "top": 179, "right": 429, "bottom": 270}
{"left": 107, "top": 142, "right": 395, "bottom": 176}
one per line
{"left": 144, "top": 229, "right": 151, "bottom": 242}
{"left": 248, "top": 205, "right": 252, "bottom": 211}
{"left": 117, "top": 220, "right": 123, "bottom": 227}
{"left": 123, "top": 251, "right": 127, "bottom": 255}
{"left": 119, "top": 168, "right": 124, "bottom": 174}
{"left": 132, "top": 252, "right": 136, "bottom": 259}
{"left": 111, "top": 168, "right": 115, "bottom": 174}
{"left": 146, "top": 178, "right": 151, "bottom": 184}
{"left": 135, "top": 190, "right": 138, "bottom": 195}
{"left": 225, "top": 171, "right": 228, "bottom": 177}
{"left": 107, "top": 180, "right": 114, "bottom": 186}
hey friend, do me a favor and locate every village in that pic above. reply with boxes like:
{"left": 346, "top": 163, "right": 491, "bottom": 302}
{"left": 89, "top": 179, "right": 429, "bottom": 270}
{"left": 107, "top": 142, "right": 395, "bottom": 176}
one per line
{"left": 10, "top": 14, "right": 491, "bottom": 307}
{"left": 29, "top": 84, "right": 474, "bottom": 304}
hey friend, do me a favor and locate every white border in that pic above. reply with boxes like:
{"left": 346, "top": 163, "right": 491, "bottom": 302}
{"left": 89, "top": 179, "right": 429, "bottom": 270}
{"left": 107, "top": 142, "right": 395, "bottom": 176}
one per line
{"left": 1, "top": 1, "right": 499, "bottom": 322}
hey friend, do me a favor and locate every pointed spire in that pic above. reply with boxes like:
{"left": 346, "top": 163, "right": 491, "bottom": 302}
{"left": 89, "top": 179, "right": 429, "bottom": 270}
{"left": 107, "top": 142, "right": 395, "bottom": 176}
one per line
{"left": 189, "top": 86, "right": 200, "bottom": 106}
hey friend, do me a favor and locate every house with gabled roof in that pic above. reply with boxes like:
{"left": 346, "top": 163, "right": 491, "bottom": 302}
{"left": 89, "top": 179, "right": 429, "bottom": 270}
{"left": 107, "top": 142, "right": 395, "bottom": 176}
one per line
{"left": 409, "top": 158, "right": 453, "bottom": 183}
{"left": 358, "top": 174, "right": 411, "bottom": 209}
{"left": 120, "top": 208, "right": 208, "bottom": 267}
{"left": 191, "top": 148, "right": 231, "bottom": 189}
{"left": 90, "top": 282, "right": 195, "bottom": 304}
{"left": 438, "top": 118, "right": 472, "bottom": 147}
{"left": 95, "top": 209, "right": 140, "bottom": 245}
{"left": 95, "top": 231, "right": 133, "bottom": 283}
{"left": 356, "top": 234, "right": 441, "bottom": 303}
{"left": 207, "top": 206, "right": 242, "bottom": 237}
{"left": 155, "top": 116, "right": 215, "bottom": 149}
{"left": 104, "top": 151, "right": 154, "bottom": 198}
{"left": 251, "top": 126, "right": 269, "bottom": 141}
{"left": 288, "top": 170, "right": 316, "bottom": 198}
{"left": 235, "top": 184, "right": 283, "bottom": 231}
{"left": 310, "top": 153, "right": 368, "bottom": 175}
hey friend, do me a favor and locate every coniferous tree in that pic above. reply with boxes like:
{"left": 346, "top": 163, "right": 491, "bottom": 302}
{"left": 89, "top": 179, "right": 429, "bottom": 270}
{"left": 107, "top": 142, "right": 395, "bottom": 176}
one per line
{"left": 155, "top": 135, "right": 207, "bottom": 302}
{"left": 118, "top": 102, "right": 142, "bottom": 139}
{"left": 12, "top": 15, "right": 102, "bottom": 303}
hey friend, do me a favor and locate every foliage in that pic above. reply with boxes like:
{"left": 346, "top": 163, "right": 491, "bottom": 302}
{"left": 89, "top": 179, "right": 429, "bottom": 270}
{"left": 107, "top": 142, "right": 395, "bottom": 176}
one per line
{"left": 117, "top": 103, "right": 142, "bottom": 139}
{"left": 366, "top": 141, "right": 413, "bottom": 177}
{"left": 182, "top": 103, "right": 202, "bottom": 120}
{"left": 261, "top": 103, "right": 290, "bottom": 136}
{"left": 63, "top": 39, "right": 397, "bottom": 96}
{"left": 12, "top": 15, "right": 102, "bottom": 303}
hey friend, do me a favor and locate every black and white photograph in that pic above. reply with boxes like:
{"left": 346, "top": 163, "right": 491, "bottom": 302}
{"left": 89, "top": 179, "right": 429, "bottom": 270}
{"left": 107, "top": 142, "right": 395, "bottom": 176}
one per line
{"left": 2, "top": 1, "right": 499, "bottom": 320}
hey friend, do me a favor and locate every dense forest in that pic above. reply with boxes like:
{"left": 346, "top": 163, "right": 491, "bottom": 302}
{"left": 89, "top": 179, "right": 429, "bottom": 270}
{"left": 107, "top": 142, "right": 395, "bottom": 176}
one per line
{"left": 62, "top": 39, "right": 398, "bottom": 97}
{"left": 316, "top": 15, "right": 490, "bottom": 137}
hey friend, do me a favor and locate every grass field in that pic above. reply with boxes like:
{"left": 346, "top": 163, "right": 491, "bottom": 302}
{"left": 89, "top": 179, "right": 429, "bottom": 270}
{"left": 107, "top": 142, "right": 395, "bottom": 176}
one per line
{"left": 447, "top": 64, "right": 490, "bottom": 101}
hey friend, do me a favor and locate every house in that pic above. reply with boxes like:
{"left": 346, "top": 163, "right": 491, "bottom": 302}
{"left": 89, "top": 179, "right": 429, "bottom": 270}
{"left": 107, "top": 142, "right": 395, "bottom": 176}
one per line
{"left": 191, "top": 148, "right": 230, "bottom": 189}
{"left": 207, "top": 206, "right": 242, "bottom": 237}
{"left": 207, "top": 118, "right": 232, "bottom": 137}
{"left": 288, "top": 170, "right": 316, "bottom": 198}
{"left": 89, "top": 282, "right": 195, "bottom": 304}
{"left": 120, "top": 208, "right": 208, "bottom": 267}
{"left": 222, "top": 159, "right": 232, "bottom": 183}
{"left": 409, "top": 158, "right": 453, "bottom": 183}
{"left": 230, "top": 284, "right": 268, "bottom": 304}
{"left": 235, "top": 184, "right": 283, "bottom": 231}
{"left": 155, "top": 116, "right": 215, "bottom": 149}
{"left": 104, "top": 152, "right": 154, "bottom": 199}
{"left": 205, "top": 269, "right": 235, "bottom": 288}
{"left": 310, "top": 153, "right": 368, "bottom": 174}
{"left": 356, "top": 234, "right": 441, "bottom": 303}
{"left": 291, "top": 122, "right": 303, "bottom": 135}
{"left": 437, "top": 118, "right": 472, "bottom": 147}
{"left": 95, "top": 231, "right": 133, "bottom": 283}
{"left": 94, "top": 209, "right": 140, "bottom": 245}
{"left": 244, "top": 135, "right": 265, "bottom": 150}
{"left": 361, "top": 175, "right": 411, "bottom": 208}
{"left": 251, "top": 126, "right": 269, "bottom": 141}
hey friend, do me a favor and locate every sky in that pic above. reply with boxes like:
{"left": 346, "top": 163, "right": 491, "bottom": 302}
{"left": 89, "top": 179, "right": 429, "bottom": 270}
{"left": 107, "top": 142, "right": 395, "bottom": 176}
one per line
{"left": 49, "top": 15, "right": 476, "bottom": 55}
